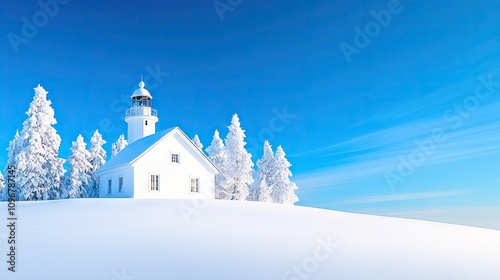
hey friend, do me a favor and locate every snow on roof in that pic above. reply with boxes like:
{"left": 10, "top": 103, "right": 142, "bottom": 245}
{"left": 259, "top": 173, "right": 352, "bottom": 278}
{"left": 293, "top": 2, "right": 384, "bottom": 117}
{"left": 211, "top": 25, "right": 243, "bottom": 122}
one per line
{"left": 131, "top": 80, "right": 153, "bottom": 99}
{"left": 97, "top": 127, "right": 176, "bottom": 172}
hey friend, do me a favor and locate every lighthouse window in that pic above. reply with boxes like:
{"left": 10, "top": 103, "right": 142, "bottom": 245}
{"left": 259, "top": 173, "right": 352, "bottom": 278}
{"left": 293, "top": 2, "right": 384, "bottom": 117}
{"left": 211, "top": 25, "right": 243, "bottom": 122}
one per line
{"left": 145, "top": 120, "right": 148, "bottom": 125}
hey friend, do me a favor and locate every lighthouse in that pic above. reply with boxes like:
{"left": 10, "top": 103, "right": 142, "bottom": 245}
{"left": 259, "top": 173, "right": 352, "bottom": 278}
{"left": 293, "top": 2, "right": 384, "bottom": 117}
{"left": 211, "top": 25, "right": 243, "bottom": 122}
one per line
{"left": 125, "top": 80, "right": 159, "bottom": 144}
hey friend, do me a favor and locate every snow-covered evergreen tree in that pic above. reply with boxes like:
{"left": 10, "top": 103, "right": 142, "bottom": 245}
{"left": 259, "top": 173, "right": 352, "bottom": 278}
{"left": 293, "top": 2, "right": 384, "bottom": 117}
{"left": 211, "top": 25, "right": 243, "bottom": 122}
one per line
{"left": 257, "top": 177, "right": 273, "bottom": 203}
{"left": 0, "top": 172, "right": 4, "bottom": 201}
{"left": 223, "top": 114, "right": 254, "bottom": 200}
{"left": 6, "top": 130, "right": 20, "bottom": 166}
{"left": 111, "top": 134, "right": 128, "bottom": 157}
{"left": 272, "top": 146, "right": 299, "bottom": 204}
{"left": 88, "top": 130, "right": 107, "bottom": 197}
{"left": 66, "top": 135, "right": 92, "bottom": 198}
{"left": 192, "top": 134, "right": 203, "bottom": 150}
{"left": 3, "top": 130, "right": 20, "bottom": 201}
{"left": 252, "top": 140, "right": 275, "bottom": 201}
{"left": 206, "top": 130, "right": 228, "bottom": 199}
{"left": 15, "top": 85, "right": 66, "bottom": 200}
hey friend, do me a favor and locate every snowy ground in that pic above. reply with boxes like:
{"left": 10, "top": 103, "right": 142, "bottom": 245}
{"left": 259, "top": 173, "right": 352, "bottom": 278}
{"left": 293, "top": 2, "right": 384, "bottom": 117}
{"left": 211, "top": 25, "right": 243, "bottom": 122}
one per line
{"left": 0, "top": 199, "right": 499, "bottom": 280}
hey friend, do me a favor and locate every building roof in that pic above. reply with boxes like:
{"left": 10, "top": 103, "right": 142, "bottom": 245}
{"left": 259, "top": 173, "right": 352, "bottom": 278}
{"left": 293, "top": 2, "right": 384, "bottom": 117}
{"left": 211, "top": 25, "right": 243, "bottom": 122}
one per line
{"left": 97, "top": 127, "right": 218, "bottom": 173}
{"left": 131, "top": 80, "right": 152, "bottom": 99}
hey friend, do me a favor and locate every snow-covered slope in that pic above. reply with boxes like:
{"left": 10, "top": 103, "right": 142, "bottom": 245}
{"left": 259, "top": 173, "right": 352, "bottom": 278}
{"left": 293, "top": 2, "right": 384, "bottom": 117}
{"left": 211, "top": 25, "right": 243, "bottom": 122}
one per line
{"left": 1, "top": 199, "right": 499, "bottom": 280}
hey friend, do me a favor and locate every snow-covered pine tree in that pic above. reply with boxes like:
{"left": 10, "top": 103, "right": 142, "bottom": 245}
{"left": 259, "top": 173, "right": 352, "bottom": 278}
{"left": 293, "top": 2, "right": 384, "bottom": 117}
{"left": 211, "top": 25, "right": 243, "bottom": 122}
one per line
{"left": 15, "top": 85, "right": 66, "bottom": 200}
{"left": 257, "top": 177, "right": 273, "bottom": 203}
{"left": 206, "top": 130, "right": 228, "bottom": 199}
{"left": 223, "top": 114, "right": 254, "bottom": 200}
{"left": 111, "top": 134, "right": 128, "bottom": 157}
{"left": 88, "top": 130, "right": 107, "bottom": 197}
{"left": 6, "top": 130, "right": 20, "bottom": 166}
{"left": 192, "top": 134, "right": 203, "bottom": 150}
{"left": 272, "top": 146, "right": 299, "bottom": 204}
{"left": 66, "top": 135, "right": 92, "bottom": 198}
{"left": 3, "top": 130, "right": 20, "bottom": 201}
{"left": 252, "top": 140, "right": 275, "bottom": 202}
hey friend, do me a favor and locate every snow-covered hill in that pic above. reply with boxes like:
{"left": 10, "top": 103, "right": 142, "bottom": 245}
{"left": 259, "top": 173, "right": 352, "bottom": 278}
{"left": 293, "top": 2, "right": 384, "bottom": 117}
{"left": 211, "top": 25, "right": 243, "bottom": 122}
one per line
{"left": 1, "top": 199, "right": 499, "bottom": 280}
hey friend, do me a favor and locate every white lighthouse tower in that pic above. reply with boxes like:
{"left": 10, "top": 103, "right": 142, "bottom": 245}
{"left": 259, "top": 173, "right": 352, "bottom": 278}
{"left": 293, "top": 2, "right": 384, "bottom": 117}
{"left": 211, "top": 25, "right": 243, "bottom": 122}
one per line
{"left": 125, "top": 80, "right": 159, "bottom": 144}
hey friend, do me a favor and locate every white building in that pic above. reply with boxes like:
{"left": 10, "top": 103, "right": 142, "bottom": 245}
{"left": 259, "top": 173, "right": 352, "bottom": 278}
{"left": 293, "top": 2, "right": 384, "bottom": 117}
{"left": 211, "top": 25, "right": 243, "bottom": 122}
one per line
{"left": 96, "top": 81, "right": 218, "bottom": 199}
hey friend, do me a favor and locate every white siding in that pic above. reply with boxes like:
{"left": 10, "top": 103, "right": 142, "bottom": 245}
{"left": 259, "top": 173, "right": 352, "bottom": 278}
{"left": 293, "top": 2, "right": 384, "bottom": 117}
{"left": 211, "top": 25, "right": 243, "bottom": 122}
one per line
{"left": 132, "top": 131, "right": 215, "bottom": 199}
{"left": 98, "top": 165, "right": 134, "bottom": 198}
{"left": 96, "top": 128, "right": 216, "bottom": 199}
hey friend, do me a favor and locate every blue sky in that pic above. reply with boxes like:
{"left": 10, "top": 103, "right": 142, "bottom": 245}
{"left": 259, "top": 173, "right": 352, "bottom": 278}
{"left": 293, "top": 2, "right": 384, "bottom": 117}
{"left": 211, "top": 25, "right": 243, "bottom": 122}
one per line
{"left": 1, "top": 0, "right": 500, "bottom": 229}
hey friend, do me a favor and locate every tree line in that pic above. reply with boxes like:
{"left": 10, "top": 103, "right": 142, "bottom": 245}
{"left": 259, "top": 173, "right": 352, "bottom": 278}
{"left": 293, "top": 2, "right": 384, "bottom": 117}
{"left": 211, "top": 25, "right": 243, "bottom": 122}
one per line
{"left": 0, "top": 85, "right": 298, "bottom": 204}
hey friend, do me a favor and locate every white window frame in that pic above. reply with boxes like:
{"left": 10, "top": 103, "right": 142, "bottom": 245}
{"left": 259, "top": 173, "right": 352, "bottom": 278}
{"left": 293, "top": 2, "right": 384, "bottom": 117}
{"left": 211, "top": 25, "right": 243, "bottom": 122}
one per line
{"left": 190, "top": 177, "right": 200, "bottom": 193}
{"left": 118, "top": 177, "right": 123, "bottom": 192}
{"left": 149, "top": 173, "right": 160, "bottom": 192}
{"left": 171, "top": 152, "right": 180, "bottom": 164}
{"left": 107, "top": 178, "right": 112, "bottom": 195}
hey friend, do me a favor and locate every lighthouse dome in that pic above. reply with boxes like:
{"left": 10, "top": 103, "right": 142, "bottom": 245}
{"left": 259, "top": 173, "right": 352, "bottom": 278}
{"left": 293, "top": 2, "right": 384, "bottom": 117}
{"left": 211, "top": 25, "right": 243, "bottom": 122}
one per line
{"left": 131, "top": 81, "right": 153, "bottom": 99}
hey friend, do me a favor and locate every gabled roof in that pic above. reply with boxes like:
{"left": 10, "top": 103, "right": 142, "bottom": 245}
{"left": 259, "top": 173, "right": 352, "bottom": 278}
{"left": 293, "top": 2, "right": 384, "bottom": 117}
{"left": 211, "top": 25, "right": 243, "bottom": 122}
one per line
{"left": 97, "top": 127, "right": 218, "bottom": 173}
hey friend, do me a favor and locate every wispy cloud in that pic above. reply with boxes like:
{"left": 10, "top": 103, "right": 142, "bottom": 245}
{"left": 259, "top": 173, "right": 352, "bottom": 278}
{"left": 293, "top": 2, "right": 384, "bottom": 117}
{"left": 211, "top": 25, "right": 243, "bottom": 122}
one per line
{"left": 333, "top": 190, "right": 470, "bottom": 205}
{"left": 294, "top": 101, "right": 500, "bottom": 190}
{"left": 357, "top": 205, "right": 500, "bottom": 231}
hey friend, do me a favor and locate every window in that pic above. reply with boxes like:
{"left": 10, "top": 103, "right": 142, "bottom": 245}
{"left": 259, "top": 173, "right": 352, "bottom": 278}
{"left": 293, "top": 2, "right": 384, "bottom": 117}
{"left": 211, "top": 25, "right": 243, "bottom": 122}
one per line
{"left": 145, "top": 120, "right": 148, "bottom": 125}
{"left": 118, "top": 177, "right": 123, "bottom": 192}
{"left": 150, "top": 174, "right": 159, "bottom": 191}
{"left": 171, "top": 153, "right": 179, "bottom": 163}
{"left": 107, "top": 179, "right": 112, "bottom": 194}
{"left": 190, "top": 177, "right": 199, "bottom": 193}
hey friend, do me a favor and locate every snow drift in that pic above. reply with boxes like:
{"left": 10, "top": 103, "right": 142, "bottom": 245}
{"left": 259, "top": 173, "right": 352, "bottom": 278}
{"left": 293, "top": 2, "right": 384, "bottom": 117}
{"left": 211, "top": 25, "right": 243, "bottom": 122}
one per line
{"left": 0, "top": 199, "right": 499, "bottom": 280}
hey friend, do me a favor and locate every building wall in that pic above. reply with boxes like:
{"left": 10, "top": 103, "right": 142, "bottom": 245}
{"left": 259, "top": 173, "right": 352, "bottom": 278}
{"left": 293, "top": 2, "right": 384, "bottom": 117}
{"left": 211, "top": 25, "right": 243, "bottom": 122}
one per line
{"left": 132, "top": 132, "right": 215, "bottom": 199}
{"left": 98, "top": 165, "right": 135, "bottom": 198}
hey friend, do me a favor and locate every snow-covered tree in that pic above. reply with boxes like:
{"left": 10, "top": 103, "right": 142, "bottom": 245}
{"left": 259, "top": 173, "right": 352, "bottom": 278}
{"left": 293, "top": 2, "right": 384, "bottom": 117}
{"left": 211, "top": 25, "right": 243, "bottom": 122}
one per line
{"left": 252, "top": 140, "right": 275, "bottom": 201}
{"left": 3, "top": 131, "right": 20, "bottom": 201}
{"left": 257, "top": 177, "right": 273, "bottom": 203}
{"left": 65, "top": 135, "right": 92, "bottom": 198}
{"left": 272, "top": 146, "right": 299, "bottom": 204}
{"left": 6, "top": 130, "right": 20, "bottom": 166}
{"left": 15, "top": 85, "right": 66, "bottom": 200}
{"left": 0, "top": 172, "right": 4, "bottom": 201}
{"left": 206, "top": 130, "right": 228, "bottom": 199}
{"left": 111, "top": 134, "right": 128, "bottom": 157}
{"left": 223, "top": 114, "right": 254, "bottom": 200}
{"left": 87, "top": 130, "right": 107, "bottom": 197}
{"left": 192, "top": 134, "right": 203, "bottom": 150}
